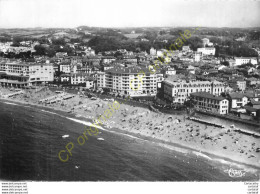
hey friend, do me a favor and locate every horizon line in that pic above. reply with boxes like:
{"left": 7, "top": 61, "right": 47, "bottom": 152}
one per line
{"left": 0, "top": 26, "right": 260, "bottom": 30}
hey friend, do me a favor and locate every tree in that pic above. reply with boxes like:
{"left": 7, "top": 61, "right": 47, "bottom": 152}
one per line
{"left": 52, "top": 38, "right": 66, "bottom": 46}
{"left": 240, "top": 63, "right": 254, "bottom": 68}
{"left": 210, "top": 37, "right": 222, "bottom": 45}
{"left": 46, "top": 48, "right": 56, "bottom": 57}
{"left": 185, "top": 37, "right": 203, "bottom": 51}
{"left": 144, "top": 31, "right": 157, "bottom": 41}
{"left": 215, "top": 45, "right": 220, "bottom": 57}
{"left": 34, "top": 45, "right": 46, "bottom": 55}
{"left": 11, "top": 36, "right": 23, "bottom": 47}
{"left": 222, "top": 61, "right": 230, "bottom": 66}
{"left": 114, "top": 51, "right": 123, "bottom": 58}
{"left": 159, "top": 30, "right": 167, "bottom": 35}
{"left": 169, "top": 30, "right": 184, "bottom": 36}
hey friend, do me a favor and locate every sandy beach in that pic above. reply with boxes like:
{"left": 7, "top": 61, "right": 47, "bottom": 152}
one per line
{"left": 0, "top": 86, "right": 260, "bottom": 169}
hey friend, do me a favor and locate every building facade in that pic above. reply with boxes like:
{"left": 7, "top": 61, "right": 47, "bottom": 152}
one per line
{"left": 228, "top": 93, "right": 249, "bottom": 109}
{"left": 190, "top": 92, "right": 229, "bottom": 115}
{"left": 234, "top": 57, "right": 258, "bottom": 66}
{"left": 163, "top": 80, "right": 225, "bottom": 104}
{"left": 71, "top": 73, "right": 92, "bottom": 86}
{"left": 197, "top": 47, "right": 216, "bottom": 55}
{"left": 194, "top": 52, "right": 201, "bottom": 62}
{"left": 97, "top": 66, "right": 163, "bottom": 97}
{"left": 0, "top": 62, "right": 54, "bottom": 87}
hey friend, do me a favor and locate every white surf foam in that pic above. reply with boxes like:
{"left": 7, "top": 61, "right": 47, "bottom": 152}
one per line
{"left": 120, "top": 133, "right": 145, "bottom": 141}
{"left": 4, "top": 102, "right": 18, "bottom": 106}
{"left": 192, "top": 151, "right": 213, "bottom": 160}
{"left": 159, "top": 143, "right": 189, "bottom": 154}
{"left": 213, "top": 158, "right": 259, "bottom": 173}
{"left": 65, "top": 117, "right": 259, "bottom": 172}
{"left": 66, "top": 117, "right": 104, "bottom": 130}
{"left": 66, "top": 117, "right": 147, "bottom": 142}
{"left": 41, "top": 110, "right": 58, "bottom": 115}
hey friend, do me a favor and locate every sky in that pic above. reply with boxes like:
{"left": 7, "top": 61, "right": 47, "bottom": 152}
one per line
{"left": 0, "top": 0, "right": 259, "bottom": 28}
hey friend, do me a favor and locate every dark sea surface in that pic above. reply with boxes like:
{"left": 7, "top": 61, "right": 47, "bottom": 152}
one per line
{"left": 0, "top": 100, "right": 259, "bottom": 181}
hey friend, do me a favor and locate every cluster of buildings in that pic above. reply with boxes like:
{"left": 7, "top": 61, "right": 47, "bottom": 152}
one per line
{"left": 0, "top": 41, "right": 37, "bottom": 54}
{"left": 0, "top": 37, "right": 259, "bottom": 120}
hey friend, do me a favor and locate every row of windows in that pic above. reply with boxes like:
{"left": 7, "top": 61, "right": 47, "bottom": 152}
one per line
{"left": 174, "top": 88, "right": 211, "bottom": 93}
{"left": 196, "top": 106, "right": 227, "bottom": 114}
{"left": 194, "top": 98, "right": 227, "bottom": 104}
{"left": 171, "top": 84, "right": 212, "bottom": 88}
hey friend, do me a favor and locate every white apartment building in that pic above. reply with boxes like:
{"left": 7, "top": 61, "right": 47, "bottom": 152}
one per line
{"left": 60, "top": 64, "right": 71, "bottom": 73}
{"left": 97, "top": 66, "right": 163, "bottom": 97}
{"left": 71, "top": 73, "right": 94, "bottom": 88}
{"left": 101, "top": 56, "right": 116, "bottom": 64}
{"left": 190, "top": 92, "right": 229, "bottom": 115}
{"left": 201, "top": 38, "right": 214, "bottom": 47}
{"left": 197, "top": 47, "right": 216, "bottom": 55}
{"left": 237, "top": 80, "right": 247, "bottom": 91}
{"left": 150, "top": 47, "right": 157, "bottom": 55}
{"left": 234, "top": 57, "right": 258, "bottom": 66}
{"left": 228, "top": 93, "right": 249, "bottom": 109}
{"left": 194, "top": 52, "right": 201, "bottom": 62}
{"left": 156, "top": 49, "right": 172, "bottom": 63}
{"left": 0, "top": 62, "right": 54, "bottom": 87}
{"left": 60, "top": 63, "right": 77, "bottom": 74}
{"left": 202, "top": 38, "right": 210, "bottom": 46}
{"left": 228, "top": 80, "right": 247, "bottom": 91}
{"left": 85, "top": 47, "right": 95, "bottom": 56}
{"left": 163, "top": 80, "right": 225, "bottom": 104}
{"left": 165, "top": 67, "right": 176, "bottom": 76}
{"left": 182, "top": 46, "right": 191, "bottom": 52}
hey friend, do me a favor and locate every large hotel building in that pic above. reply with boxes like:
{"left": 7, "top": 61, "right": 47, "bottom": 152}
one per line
{"left": 190, "top": 92, "right": 229, "bottom": 115}
{"left": 163, "top": 79, "right": 225, "bottom": 104}
{"left": 97, "top": 66, "right": 163, "bottom": 97}
{"left": 0, "top": 61, "right": 54, "bottom": 87}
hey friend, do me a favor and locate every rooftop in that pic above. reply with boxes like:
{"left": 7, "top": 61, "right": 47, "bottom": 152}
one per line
{"left": 229, "top": 92, "right": 246, "bottom": 99}
{"left": 234, "top": 57, "right": 257, "bottom": 59}
{"left": 190, "top": 92, "right": 226, "bottom": 101}
{"left": 250, "top": 99, "right": 260, "bottom": 105}
{"left": 105, "top": 66, "right": 156, "bottom": 75}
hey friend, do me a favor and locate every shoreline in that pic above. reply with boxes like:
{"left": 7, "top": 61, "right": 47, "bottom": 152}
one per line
{"left": 0, "top": 87, "right": 260, "bottom": 171}
{"left": 1, "top": 98, "right": 259, "bottom": 173}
